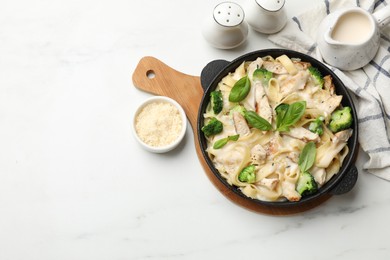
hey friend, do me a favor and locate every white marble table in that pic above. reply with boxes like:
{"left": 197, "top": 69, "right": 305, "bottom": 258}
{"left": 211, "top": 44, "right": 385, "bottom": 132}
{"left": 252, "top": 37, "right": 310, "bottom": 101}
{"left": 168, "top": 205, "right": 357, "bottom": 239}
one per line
{"left": 1, "top": 0, "right": 390, "bottom": 259}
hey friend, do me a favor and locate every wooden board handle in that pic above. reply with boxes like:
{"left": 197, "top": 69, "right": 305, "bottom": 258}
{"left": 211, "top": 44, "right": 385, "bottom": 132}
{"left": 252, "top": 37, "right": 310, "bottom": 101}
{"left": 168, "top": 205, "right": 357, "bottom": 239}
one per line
{"left": 132, "top": 56, "right": 203, "bottom": 129}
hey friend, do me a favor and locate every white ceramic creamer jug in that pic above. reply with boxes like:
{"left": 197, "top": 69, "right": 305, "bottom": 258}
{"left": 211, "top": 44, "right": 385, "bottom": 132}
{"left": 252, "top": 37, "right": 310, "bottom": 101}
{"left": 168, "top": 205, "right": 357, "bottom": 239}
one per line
{"left": 317, "top": 6, "right": 390, "bottom": 70}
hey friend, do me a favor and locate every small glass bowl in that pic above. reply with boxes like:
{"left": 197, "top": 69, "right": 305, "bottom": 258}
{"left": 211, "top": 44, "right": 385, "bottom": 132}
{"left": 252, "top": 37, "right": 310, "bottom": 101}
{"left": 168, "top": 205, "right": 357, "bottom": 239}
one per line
{"left": 132, "top": 96, "right": 187, "bottom": 153}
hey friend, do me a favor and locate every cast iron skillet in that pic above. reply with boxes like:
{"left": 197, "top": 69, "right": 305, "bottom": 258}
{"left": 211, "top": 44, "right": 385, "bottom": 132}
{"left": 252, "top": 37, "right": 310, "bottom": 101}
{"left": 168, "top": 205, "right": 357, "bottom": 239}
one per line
{"left": 197, "top": 49, "right": 359, "bottom": 208}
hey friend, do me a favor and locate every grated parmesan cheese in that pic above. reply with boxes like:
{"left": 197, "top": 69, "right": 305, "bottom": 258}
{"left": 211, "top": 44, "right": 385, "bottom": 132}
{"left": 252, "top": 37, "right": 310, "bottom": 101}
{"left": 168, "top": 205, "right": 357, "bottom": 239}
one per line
{"left": 135, "top": 101, "right": 183, "bottom": 147}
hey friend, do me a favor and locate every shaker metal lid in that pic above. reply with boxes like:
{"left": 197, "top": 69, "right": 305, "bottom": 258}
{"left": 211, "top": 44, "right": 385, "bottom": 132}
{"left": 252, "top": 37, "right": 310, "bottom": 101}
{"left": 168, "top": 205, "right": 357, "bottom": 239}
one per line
{"left": 256, "top": 0, "right": 285, "bottom": 12}
{"left": 213, "top": 2, "right": 244, "bottom": 27}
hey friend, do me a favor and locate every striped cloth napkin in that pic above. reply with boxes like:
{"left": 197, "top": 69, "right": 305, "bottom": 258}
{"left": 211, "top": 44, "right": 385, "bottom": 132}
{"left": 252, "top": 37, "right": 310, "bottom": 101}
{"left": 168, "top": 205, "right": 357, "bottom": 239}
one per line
{"left": 268, "top": 0, "right": 390, "bottom": 181}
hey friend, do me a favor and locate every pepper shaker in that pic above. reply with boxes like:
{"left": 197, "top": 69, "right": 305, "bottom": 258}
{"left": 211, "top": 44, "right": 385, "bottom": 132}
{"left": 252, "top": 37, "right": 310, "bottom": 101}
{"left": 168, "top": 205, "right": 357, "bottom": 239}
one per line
{"left": 202, "top": 2, "right": 249, "bottom": 49}
{"left": 243, "top": 0, "right": 287, "bottom": 34}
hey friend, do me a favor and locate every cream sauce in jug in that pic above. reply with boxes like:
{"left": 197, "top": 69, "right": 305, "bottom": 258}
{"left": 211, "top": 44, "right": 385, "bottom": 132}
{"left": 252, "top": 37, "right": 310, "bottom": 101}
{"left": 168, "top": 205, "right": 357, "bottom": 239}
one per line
{"left": 331, "top": 11, "right": 373, "bottom": 44}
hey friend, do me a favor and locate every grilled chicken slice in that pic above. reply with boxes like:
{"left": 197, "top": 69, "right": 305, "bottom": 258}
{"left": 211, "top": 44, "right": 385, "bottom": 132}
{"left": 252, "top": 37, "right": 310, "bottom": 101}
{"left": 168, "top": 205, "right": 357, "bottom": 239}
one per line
{"left": 333, "top": 128, "right": 353, "bottom": 143}
{"left": 283, "top": 127, "right": 320, "bottom": 142}
{"left": 263, "top": 60, "right": 288, "bottom": 74}
{"left": 232, "top": 111, "right": 250, "bottom": 136}
{"left": 316, "top": 94, "right": 343, "bottom": 117}
{"left": 266, "top": 134, "right": 282, "bottom": 156}
{"left": 250, "top": 144, "right": 267, "bottom": 165}
{"left": 279, "top": 70, "right": 310, "bottom": 98}
{"left": 293, "top": 61, "right": 311, "bottom": 71}
{"left": 258, "top": 178, "right": 279, "bottom": 191}
{"left": 323, "top": 75, "right": 335, "bottom": 95}
{"left": 281, "top": 181, "right": 301, "bottom": 202}
{"left": 255, "top": 82, "right": 273, "bottom": 124}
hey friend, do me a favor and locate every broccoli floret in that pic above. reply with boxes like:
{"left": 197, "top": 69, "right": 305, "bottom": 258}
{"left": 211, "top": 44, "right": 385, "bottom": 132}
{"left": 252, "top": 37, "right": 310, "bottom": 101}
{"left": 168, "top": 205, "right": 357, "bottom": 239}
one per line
{"left": 229, "top": 105, "right": 247, "bottom": 117}
{"left": 253, "top": 68, "right": 273, "bottom": 85}
{"left": 296, "top": 171, "right": 318, "bottom": 196}
{"left": 309, "top": 116, "right": 325, "bottom": 135}
{"left": 210, "top": 90, "right": 223, "bottom": 114}
{"left": 201, "top": 117, "right": 223, "bottom": 137}
{"left": 329, "top": 106, "right": 353, "bottom": 133}
{"left": 308, "top": 66, "right": 324, "bottom": 88}
{"left": 238, "top": 165, "right": 256, "bottom": 183}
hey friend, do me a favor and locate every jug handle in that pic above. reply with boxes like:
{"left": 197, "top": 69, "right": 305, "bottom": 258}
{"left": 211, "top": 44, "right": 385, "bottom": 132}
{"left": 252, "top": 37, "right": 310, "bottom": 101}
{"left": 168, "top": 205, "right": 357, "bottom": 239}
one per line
{"left": 373, "top": 5, "right": 390, "bottom": 28}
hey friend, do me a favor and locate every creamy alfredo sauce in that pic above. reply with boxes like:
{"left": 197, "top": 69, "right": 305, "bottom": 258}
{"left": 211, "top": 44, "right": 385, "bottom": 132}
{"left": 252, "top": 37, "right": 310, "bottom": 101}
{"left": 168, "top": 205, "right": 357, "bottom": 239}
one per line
{"left": 331, "top": 11, "right": 373, "bottom": 44}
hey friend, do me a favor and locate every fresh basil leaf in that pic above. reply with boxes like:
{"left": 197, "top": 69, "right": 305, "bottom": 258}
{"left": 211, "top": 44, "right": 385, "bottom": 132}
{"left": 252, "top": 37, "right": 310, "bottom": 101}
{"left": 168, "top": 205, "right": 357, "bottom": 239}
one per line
{"left": 276, "top": 101, "right": 306, "bottom": 131}
{"left": 229, "top": 76, "right": 251, "bottom": 102}
{"left": 213, "top": 138, "right": 228, "bottom": 149}
{"left": 244, "top": 111, "right": 272, "bottom": 131}
{"left": 213, "top": 135, "right": 240, "bottom": 149}
{"left": 228, "top": 134, "right": 240, "bottom": 141}
{"left": 298, "top": 142, "right": 316, "bottom": 173}
{"left": 275, "top": 103, "right": 289, "bottom": 128}
{"left": 276, "top": 125, "right": 290, "bottom": 132}
{"left": 283, "top": 101, "right": 306, "bottom": 126}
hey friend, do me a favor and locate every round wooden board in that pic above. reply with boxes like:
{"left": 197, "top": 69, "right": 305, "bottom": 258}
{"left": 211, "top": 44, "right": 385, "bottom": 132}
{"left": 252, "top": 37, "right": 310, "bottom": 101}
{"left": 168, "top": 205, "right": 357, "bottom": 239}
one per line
{"left": 132, "top": 56, "right": 332, "bottom": 215}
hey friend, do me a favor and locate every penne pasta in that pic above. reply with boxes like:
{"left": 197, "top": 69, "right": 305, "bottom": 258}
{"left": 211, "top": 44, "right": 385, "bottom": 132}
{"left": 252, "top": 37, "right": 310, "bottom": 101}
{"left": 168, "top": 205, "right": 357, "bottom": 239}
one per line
{"left": 276, "top": 54, "right": 298, "bottom": 75}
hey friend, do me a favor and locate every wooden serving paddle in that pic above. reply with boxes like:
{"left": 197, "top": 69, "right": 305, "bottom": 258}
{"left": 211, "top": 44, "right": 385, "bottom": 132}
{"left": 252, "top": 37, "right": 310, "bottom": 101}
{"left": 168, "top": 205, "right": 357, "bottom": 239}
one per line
{"left": 132, "top": 56, "right": 331, "bottom": 215}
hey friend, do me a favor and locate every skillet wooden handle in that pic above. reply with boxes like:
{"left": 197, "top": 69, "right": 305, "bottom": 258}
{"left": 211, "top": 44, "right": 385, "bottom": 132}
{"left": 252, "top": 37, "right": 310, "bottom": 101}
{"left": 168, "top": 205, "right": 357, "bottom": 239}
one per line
{"left": 132, "top": 56, "right": 203, "bottom": 129}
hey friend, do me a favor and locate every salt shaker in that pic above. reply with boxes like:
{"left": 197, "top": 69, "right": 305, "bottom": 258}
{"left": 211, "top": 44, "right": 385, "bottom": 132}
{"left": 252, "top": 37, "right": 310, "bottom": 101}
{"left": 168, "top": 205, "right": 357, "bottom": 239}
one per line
{"left": 202, "top": 2, "right": 249, "bottom": 49}
{"left": 243, "top": 0, "right": 287, "bottom": 34}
